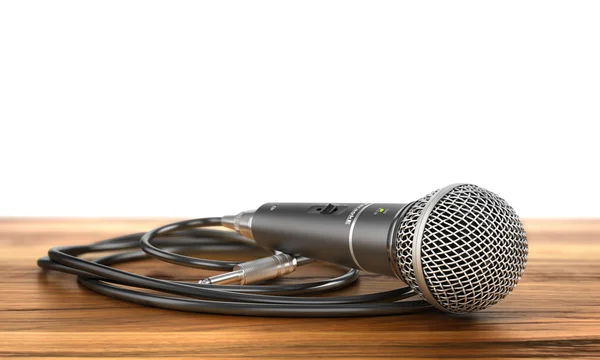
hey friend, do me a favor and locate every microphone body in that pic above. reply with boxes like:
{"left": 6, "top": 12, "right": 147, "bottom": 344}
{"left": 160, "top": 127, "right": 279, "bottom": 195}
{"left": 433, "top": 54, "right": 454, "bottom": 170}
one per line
{"left": 223, "top": 183, "right": 528, "bottom": 313}
{"left": 246, "top": 202, "right": 408, "bottom": 277}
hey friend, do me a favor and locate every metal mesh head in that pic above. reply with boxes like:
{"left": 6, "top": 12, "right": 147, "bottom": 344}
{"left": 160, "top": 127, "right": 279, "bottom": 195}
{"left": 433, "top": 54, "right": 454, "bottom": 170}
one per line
{"left": 395, "top": 184, "right": 528, "bottom": 313}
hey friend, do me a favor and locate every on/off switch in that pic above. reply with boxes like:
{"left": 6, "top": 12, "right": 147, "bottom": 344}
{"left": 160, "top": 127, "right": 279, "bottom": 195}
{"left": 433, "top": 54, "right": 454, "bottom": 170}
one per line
{"left": 320, "top": 204, "right": 338, "bottom": 214}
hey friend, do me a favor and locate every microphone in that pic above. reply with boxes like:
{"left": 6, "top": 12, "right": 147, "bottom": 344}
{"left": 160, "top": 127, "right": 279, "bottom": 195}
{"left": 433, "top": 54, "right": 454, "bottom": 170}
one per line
{"left": 222, "top": 183, "right": 528, "bottom": 313}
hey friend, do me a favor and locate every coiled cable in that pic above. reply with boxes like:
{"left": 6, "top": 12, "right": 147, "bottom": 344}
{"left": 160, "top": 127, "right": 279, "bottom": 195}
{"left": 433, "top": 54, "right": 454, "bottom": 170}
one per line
{"left": 37, "top": 217, "right": 431, "bottom": 317}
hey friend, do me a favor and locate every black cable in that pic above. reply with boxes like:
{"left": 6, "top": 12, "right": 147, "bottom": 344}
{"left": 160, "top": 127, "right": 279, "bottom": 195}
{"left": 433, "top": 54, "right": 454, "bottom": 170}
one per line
{"left": 37, "top": 217, "right": 432, "bottom": 317}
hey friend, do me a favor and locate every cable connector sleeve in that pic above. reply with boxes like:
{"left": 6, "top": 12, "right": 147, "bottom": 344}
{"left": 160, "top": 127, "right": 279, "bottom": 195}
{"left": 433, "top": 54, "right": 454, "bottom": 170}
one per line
{"left": 200, "top": 253, "right": 297, "bottom": 285}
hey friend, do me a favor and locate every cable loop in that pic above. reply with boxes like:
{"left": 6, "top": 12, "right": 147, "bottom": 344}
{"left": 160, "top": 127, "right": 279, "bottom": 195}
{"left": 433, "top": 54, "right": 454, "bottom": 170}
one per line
{"left": 37, "top": 217, "right": 431, "bottom": 317}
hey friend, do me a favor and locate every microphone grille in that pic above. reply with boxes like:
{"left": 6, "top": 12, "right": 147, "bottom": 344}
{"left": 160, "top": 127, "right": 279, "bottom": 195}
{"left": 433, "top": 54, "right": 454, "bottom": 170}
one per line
{"left": 395, "top": 184, "right": 528, "bottom": 313}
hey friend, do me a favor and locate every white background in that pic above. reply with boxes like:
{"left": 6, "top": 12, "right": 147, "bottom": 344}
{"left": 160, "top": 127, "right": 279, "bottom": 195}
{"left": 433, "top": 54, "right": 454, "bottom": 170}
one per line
{"left": 1, "top": 1, "right": 598, "bottom": 218}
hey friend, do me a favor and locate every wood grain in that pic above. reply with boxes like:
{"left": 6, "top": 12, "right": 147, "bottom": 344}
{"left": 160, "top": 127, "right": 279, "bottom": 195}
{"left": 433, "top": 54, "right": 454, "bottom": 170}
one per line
{"left": 1, "top": 218, "right": 599, "bottom": 359}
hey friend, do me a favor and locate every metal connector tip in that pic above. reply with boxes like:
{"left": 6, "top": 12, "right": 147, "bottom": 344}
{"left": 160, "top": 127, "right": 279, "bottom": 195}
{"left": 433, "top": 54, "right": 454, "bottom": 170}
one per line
{"left": 199, "top": 270, "right": 244, "bottom": 285}
{"left": 199, "top": 254, "right": 297, "bottom": 285}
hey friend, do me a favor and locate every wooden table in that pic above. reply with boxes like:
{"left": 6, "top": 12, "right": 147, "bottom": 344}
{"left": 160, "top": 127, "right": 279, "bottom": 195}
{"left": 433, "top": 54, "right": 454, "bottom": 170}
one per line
{"left": 1, "top": 219, "right": 599, "bottom": 359}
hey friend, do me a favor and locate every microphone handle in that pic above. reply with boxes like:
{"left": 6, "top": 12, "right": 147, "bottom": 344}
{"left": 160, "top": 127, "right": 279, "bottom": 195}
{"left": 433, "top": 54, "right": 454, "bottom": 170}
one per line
{"left": 246, "top": 202, "right": 409, "bottom": 277}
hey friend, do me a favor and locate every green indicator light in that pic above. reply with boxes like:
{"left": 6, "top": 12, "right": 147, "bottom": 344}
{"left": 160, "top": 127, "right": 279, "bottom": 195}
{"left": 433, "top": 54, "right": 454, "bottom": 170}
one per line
{"left": 379, "top": 208, "right": 385, "bottom": 213}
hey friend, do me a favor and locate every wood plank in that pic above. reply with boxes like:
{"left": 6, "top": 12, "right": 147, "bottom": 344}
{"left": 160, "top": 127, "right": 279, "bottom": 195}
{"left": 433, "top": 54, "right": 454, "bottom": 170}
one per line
{"left": 1, "top": 218, "right": 599, "bottom": 359}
